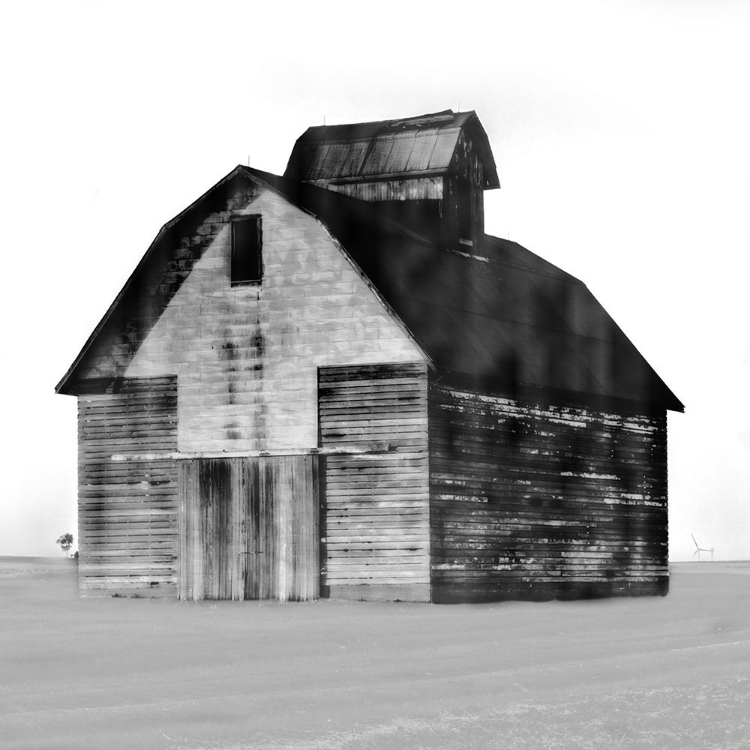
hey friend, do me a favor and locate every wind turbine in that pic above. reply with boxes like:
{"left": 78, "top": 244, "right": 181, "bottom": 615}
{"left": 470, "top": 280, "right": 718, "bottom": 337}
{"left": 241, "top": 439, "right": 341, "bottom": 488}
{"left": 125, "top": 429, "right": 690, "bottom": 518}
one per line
{"left": 691, "top": 534, "right": 714, "bottom": 561}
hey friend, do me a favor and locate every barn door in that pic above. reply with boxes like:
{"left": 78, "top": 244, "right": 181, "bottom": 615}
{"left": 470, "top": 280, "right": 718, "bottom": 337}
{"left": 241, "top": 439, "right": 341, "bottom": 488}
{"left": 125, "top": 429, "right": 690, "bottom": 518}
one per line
{"left": 179, "top": 456, "right": 319, "bottom": 601}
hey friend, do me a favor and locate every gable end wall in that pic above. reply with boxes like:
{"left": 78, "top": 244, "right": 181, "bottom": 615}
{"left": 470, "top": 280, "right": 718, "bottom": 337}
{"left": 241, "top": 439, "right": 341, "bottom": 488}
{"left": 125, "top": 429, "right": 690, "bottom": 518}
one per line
{"left": 120, "top": 184, "right": 425, "bottom": 453}
{"left": 71, "top": 181, "right": 428, "bottom": 599}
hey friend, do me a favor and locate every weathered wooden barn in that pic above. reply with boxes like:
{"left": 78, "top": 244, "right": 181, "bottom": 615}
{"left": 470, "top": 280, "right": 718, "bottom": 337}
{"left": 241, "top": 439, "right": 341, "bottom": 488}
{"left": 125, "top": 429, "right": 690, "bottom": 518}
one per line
{"left": 56, "top": 110, "right": 683, "bottom": 603}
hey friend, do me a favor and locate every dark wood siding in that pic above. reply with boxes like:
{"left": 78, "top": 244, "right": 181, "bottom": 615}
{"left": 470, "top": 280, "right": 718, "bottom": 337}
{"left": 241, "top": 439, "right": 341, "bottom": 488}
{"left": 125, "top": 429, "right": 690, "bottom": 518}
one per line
{"left": 429, "top": 379, "right": 668, "bottom": 603}
{"left": 77, "top": 376, "right": 178, "bottom": 596}
{"left": 319, "top": 363, "right": 430, "bottom": 601}
{"left": 445, "top": 130, "right": 485, "bottom": 246}
{"left": 179, "top": 455, "right": 319, "bottom": 601}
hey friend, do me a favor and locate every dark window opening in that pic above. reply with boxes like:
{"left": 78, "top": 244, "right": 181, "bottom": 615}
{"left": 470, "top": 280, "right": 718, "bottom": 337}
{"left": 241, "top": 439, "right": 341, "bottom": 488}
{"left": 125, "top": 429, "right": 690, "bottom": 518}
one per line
{"left": 231, "top": 215, "right": 262, "bottom": 285}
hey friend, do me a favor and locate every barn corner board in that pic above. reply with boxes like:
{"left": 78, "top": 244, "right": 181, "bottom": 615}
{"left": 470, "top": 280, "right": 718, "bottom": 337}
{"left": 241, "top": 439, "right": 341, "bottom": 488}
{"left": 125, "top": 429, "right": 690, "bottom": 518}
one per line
{"left": 58, "top": 109, "right": 683, "bottom": 603}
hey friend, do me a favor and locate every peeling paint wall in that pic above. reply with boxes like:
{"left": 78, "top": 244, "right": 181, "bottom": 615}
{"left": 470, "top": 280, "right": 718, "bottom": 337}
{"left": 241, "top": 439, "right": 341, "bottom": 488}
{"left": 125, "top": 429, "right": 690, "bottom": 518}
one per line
{"left": 429, "top": 380, "right": 669, "bottom": 602}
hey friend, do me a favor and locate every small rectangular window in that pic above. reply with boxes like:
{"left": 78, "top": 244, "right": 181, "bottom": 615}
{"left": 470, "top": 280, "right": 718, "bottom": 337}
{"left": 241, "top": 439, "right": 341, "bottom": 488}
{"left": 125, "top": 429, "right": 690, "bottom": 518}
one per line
{"left": 231, "top": 215, "right": 262, "bottom": 286}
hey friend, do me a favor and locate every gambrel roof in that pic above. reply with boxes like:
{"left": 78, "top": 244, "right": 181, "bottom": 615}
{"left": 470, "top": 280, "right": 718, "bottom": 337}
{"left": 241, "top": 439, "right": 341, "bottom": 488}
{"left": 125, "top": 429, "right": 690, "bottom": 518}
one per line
{"left": 57, "top": 165, "right": 683, "bottom": 412}
{"left": 248, "top": 168, "right": 682, "bottom": 412}
{"left": 284, "top": 110, "right": 500, "bottom": 189}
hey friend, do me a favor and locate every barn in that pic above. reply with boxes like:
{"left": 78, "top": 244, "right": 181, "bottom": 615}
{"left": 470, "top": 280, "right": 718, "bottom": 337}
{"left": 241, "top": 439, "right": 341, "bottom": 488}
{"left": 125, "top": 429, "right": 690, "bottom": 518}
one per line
{"left": 56, "top": 110, "right": 683, "bottom": 603}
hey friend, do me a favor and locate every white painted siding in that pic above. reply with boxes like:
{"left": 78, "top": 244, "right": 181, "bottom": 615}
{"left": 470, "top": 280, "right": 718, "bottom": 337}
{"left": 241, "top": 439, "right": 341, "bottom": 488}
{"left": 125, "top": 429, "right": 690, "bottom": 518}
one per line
{"left": 125, "top": 185, "right": 426, "bottom": 453}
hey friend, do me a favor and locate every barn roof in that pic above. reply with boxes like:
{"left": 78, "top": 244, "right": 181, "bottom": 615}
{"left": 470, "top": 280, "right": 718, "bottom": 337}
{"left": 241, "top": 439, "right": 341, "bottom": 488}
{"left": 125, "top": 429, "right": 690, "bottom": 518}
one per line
{"left": 57, "top": 164, "right": 683, "bottom": 412}
{"left": 284, "top": 110, "right": 500, "bottom": 189}
{"left": 247, "top": 168, "right": 683, "bottom": 412}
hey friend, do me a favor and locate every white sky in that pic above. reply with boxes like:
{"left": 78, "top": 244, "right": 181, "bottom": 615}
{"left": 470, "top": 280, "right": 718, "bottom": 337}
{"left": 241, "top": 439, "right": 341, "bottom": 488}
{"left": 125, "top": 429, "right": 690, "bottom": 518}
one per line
{"left": 1, "top": 0, "right": 748, "bottom": 560}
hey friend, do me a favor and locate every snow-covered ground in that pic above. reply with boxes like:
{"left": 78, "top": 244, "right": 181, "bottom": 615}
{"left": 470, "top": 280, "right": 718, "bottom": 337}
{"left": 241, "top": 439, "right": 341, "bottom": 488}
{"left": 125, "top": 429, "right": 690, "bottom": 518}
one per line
{"left": 1, "top": 558, "right": 748, "bottom": 749}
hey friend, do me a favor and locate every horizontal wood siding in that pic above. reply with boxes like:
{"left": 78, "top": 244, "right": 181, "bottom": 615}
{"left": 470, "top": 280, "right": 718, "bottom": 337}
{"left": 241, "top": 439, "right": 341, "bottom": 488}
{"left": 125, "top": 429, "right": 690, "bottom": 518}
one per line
{"left": 77, "top": 376, "right": 178, "bottom": 596}
{"left": 319, "top": 363, "right": 430, "bottom": 602}
{"left": 429, "top": 380, "right": 668, "bottom": 603}
{"left": 179, "top": 455, "right": 319, "bottom": 601}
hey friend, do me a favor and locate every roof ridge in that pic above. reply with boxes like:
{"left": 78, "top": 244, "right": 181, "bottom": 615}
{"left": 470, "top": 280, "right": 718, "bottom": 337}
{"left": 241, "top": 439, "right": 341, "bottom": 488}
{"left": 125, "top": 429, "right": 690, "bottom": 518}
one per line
{"left": 58, "top": 160, "right": 683, "bottom": 412}
{"left": 305, "top": 109, "right": 461, "bottom": 133}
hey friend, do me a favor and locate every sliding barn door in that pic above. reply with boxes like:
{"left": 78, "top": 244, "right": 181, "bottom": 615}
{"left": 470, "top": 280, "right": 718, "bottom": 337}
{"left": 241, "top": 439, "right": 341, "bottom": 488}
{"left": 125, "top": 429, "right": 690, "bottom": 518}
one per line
{"left": 179, "top": 456, "right": 319, "bottom": 601}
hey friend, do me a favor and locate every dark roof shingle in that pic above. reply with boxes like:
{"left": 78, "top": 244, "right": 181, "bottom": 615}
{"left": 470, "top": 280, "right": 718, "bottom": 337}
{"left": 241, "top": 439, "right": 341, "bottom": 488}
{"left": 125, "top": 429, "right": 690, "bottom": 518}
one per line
{"left": 248, "top": 167, "right": 683, "bottom": 411}
{"left": 57, "top": 164, "right": 682, "bottom": 412}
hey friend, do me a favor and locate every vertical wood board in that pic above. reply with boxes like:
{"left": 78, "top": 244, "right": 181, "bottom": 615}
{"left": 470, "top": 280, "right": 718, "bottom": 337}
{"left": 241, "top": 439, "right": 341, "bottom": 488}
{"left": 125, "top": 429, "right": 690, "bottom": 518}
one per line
{"left": 179, "top": 455, "right": 319, "bottom": 601}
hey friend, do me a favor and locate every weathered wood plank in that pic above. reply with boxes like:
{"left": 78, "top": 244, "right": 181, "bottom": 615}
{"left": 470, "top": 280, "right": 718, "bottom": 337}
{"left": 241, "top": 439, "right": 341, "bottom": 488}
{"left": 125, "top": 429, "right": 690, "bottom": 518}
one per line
{"left": 179, "top": 455, "right": 319, "bottom": 602}
{"left": 77, "top": 376, "right": 178, "bottom": 598}
{"left": 318, "top": 363, "right": 430, "bottom": 601}
{"left": 429, "top": 377, "right": 669, "bottom": 603}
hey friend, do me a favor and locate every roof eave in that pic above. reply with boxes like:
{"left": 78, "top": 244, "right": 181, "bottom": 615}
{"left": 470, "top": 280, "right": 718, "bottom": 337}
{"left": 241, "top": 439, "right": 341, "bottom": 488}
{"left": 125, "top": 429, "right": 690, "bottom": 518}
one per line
{"left": 55, "top": 165, "right": 255, "bottom": 396}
